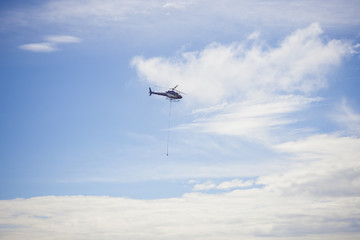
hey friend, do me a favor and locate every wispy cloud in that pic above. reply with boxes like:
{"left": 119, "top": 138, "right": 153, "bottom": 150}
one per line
{"left": 19, "top": 35, "right": 81, "bottom": 53}
{"left": 181, "top": 95, "right": 320, "bottom": 142}
{"left": 3, "top": 0, "right": 359, "bottom": 30}
{"left": 332, "top": 98, "right": 360, "bottom": 135}
{"left": 44, "top": 35, "right": 81, "bottom": 44}
{"left": 192, "top": 178, "right": 255, "bottom": 191}
{"left": 19, "top": 42, "right": 58, "bottom": 53}
{"left": 7, "top": 0, "right": 164, "bottom": 27}
{"left": 163, "top": 1, "right": 192, "bottom": 9}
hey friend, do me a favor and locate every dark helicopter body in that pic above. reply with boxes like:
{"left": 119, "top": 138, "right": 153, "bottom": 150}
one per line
{"left": 149, "top": 86, "right": 183, "bottom": 100}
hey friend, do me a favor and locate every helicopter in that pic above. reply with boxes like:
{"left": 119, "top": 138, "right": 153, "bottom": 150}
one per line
{"left": 148, "top": 85, "right": 184, "bottom": 156}
{"left": 149, "top": 85, "right": 183, "bottom": 100}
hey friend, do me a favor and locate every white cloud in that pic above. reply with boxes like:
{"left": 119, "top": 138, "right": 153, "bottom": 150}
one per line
{"left": 163, "top": 1, "right": 191, "bottom": 9}
{"left": 19, "top": 35, "right": 81, "bottom": 53}
{"left": 19, "top": 42, "right": 57, "bottom": 53}
{"left": 45, "top": 35, "right": 82, "bottom": 44}
{"left": 217, "top": 178, "right": 254, "bottom": 190}
{"left": 192, "top": 181, "right": 217, "bottom": 191}
{"left": 133, "top": 24, "right": 353, "bottom": 141}
{"left": 193, "top": 178, "right": 255, "bottom": 191}
{"left": 1, "top": 177, "right": 359, "bottom": 239}
{"left": 133, "top": 23, "right": 351, "bottom": 104}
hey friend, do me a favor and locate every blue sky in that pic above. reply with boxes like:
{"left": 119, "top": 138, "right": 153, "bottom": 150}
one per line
{"left": 1, "top": 0, "right": 360, "bottom": 239}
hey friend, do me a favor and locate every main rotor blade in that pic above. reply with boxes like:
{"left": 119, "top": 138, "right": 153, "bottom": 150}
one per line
{"left": 176, "top": 90, "right": 186, "bottom": 94}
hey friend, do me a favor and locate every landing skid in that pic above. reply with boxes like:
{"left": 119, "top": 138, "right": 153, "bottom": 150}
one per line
{"left": 167, "top": 98, "right": 180, "bottom": 102}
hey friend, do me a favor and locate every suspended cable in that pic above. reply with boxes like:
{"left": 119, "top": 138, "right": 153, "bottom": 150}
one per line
{"left": 166, "top": 100, "right": 173, "bottom": 156}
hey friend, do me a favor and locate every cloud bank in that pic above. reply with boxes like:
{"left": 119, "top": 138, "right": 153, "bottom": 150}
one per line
{"left": 1, "top": 134, "right": 359, "bottom": 240}
{"left": 19, "top": 35, "right": 81, "bottom": 53}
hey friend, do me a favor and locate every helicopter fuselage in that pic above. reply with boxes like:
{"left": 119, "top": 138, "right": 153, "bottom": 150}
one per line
{"left": 149, "top": 88, "right": 182, "bottom": 99}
